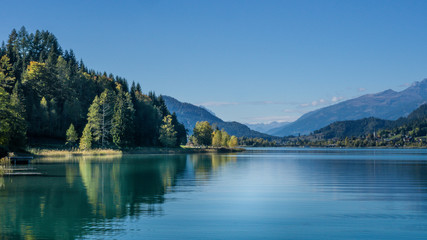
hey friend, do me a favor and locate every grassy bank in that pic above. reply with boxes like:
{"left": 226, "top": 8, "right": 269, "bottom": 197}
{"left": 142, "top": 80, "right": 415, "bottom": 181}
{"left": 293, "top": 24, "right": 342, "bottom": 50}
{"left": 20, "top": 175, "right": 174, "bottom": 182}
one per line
{"left": 0, "top": 157, "right": 10, "bottom": 176}
{"left": 126, "top": 146, "right": 244, "bottom": 154}
{"left": 28, "top": 148, "right": 123, "bottom": 157}
{"left": 28, "top": 146, "right": 244, "bottom": 158}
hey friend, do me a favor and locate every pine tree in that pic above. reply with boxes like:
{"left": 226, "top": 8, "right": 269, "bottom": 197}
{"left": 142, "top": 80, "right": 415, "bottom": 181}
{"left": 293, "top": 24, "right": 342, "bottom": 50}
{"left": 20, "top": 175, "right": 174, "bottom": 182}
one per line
{"left": 63, "top": 97, "right": 82, "bottom": 134}
{"left": 66, "top": 123, "right": 78, "bottom": 146}
{"left": 156, "top": 96, "right": 169, "bottom": 118}
{"left": 111, "top": 91, "right": 135, "bottom": 148}
{"left": 86, "top": 95, "right": 102, "bottom": 144}
{"left": 49, "top": 98, "right": 59, "bottom": 137}
{"left": 136, "top": 83, "right": 142, "bottom": 93}
{"left": 159, "top": 115, "right": 177, "bottom": 147}
{"left": 39, "top": 96, "right": 49, "bottom": 136}
{"left": 10, "top": 82, "right": 26, "bottom": 116}
{"left": 6, "top": 29, "right": 20, "bottom": 79}
{"left": 0, "top": 87, "right": 26, "bottom": 150}
{"left": 0, "top": 42, "right": 5, "bottom": 57}
{"left": 99, "top": 89, "right": 115, "bottom": 147}
{"left": 171, "top": 113, "right": 187, "bottom": 146}
{"left": 9, "top": 82, "right": 27, "bottom": 148}
{"left": 0, "top": 55, "right": 16, "bottom": 94}
{"left": 132, "top": 88, "right": 162, "bottom": 146}
{"left": 55, "top": 55, "right": 71, "bottom": 112}
{"left": 79, "top": 124, "right": 92, "bottom": 150}
{"left": 130, "top": 81, "right": 136, "bottom": 96}
{"left": 0, "top": 87, "right": 12, "bottom": 147}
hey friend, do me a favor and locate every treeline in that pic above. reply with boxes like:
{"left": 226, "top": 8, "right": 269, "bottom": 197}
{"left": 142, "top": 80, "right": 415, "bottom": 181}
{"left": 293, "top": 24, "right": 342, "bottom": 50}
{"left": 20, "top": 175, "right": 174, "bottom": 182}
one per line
{"left": 0, "top": 27, "right": 186, "bottom": 153}
{"left": 284, "top": 135, "right": 425, "bottom": 148}
{"left": 238, "top": 137, "right": 281, "bottom": 147}
{"left": 312, "top": 117, "right": 393, "bottom": 139}
{"left": 285, "top": 104, "right": 427, "bottom": 148}
{"left": 188, "top": 121, "right": 238, "bottom": 148}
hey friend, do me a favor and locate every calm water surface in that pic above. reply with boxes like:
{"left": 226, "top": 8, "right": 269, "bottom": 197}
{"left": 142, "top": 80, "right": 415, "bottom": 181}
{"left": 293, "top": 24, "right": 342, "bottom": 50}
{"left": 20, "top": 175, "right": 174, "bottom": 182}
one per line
{"left": 2, "top": 148, "right": 427, "bottom": 239}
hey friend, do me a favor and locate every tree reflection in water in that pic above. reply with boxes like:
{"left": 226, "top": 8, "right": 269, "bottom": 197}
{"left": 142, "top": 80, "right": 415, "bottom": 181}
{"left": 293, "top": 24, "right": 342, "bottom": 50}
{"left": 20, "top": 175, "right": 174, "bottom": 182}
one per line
{"left": 0, "top": 153, "right": 236, "bottom": 239}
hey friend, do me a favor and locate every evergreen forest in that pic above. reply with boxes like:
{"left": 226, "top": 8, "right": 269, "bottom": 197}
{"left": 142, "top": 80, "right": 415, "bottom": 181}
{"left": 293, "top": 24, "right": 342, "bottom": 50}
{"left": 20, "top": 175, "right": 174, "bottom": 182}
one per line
{"left": 0, "top": 27, "right": 187, "bottom": 154}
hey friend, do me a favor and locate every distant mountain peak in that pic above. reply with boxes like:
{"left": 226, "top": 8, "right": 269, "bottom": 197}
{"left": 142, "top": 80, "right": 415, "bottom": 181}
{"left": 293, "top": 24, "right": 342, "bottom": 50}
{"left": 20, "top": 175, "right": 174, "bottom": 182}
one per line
{"left": 411, "top": 79, "right": 427, "bottom": 88}
{"left": 381, "top": 89, "right": 396, "bottom": 94}
{"left": 370, "top": 89, "right": 397, "bottom": 98}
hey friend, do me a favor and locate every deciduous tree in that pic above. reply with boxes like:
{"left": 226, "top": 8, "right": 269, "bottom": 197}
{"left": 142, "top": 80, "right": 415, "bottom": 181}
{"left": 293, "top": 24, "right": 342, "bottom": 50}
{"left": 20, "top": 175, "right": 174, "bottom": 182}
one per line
{"left": 212, "top": 130, "right": 222, "bottom": 147}
{"left": 159, "top": 115, "right": 177, "bottom": 147}
{"left": 228, "top": 136, "right": 238, "bottom": 148}
{"left": 192, "top": 121, "right": 213, "bottom": 146}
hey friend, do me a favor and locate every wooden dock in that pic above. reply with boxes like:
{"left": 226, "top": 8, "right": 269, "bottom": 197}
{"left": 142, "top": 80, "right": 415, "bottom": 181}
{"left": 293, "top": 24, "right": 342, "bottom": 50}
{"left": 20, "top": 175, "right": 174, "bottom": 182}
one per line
{"left": 3, "top": 172, "right": 42, "bottom": 176}
{"left": 8, "top": 156, "right": 33, "bottom": 165}
{"left": 1, "top": 154, "right": 42, "bottom": 176}
{"left": 0, "top": 167, "right": 43, "bottom": 176}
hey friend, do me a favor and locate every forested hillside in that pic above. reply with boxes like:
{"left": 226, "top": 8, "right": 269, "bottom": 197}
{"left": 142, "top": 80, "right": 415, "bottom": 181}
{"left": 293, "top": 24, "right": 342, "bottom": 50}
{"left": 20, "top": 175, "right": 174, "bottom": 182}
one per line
{"left": 312, "top": 104, "right": 427, "bottom": 140}
{"left": 288, "top": 103, "right": 427, "bottom": 148}
{"left": 0, "top": 27, "right": 186, "bottom": 153}
{"left": 313, "top": 117, "right": 394, "bottom": 139}
{"left": 163, "top": 95, "right": 275, "bottom": 139}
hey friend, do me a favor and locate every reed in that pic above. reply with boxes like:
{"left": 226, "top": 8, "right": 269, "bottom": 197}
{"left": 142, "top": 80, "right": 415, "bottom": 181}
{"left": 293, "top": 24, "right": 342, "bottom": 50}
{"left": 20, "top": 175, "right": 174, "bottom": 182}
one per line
{"left": 28, "top": 148, "right": 122, "bottom": 157}
{"left": 0, "top": 157, "right": 11, "bottom": 176}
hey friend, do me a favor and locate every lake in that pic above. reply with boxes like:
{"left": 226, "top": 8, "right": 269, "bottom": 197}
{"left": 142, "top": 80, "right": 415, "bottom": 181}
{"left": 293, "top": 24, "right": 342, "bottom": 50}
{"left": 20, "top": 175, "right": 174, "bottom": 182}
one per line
{"left": 2, "top": 148, "right": 427, "bottom": 239}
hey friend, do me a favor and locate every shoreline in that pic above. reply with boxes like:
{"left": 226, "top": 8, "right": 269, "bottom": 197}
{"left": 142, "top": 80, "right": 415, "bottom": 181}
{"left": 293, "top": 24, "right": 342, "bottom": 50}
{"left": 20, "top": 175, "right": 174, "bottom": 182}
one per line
{"left": 280, "top": 146, "right": 427, "bottom": 149}
{"left": 17, "top": 145, "right": 427, "bottom": 159}
{"left": 28, "top": 146, "right": 245, "bottom": 158}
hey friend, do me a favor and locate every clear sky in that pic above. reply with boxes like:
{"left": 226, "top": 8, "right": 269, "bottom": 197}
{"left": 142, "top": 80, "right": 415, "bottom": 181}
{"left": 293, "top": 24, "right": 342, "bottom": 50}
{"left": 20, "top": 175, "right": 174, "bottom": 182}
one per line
{"left": 2, "top": 0, "right": 427, "bottom": 124}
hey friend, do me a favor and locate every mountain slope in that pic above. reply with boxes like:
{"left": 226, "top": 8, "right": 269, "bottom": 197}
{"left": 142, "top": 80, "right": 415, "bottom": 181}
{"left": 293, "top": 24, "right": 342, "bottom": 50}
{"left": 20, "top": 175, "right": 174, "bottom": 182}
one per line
{"left": 313, "top": 117, "right": 395, "bottom": 139}
{"left": 162, "top": 96, "right": 274, "bottom": 139}
{"left": 313, "top": 103, "right": 427, "bottom": 139}
{"left": 406, "top": 103, "right": 427, "bottom": 121}
{"left": 270, "top": 79, "right": 427, "bottom": 136}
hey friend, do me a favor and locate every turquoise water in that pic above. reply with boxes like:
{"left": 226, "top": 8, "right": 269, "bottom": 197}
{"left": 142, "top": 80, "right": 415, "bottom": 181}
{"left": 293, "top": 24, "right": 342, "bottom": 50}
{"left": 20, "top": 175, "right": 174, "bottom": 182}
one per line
{"left": 2, "top": 148, "right": 427, "bottom": 239}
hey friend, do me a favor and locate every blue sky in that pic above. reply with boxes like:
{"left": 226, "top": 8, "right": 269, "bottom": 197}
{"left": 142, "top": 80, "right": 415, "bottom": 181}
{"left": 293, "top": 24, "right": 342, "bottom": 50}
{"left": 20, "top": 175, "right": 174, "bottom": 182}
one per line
{"left": 2, "top": 0, "right": 427, "bottom": 123}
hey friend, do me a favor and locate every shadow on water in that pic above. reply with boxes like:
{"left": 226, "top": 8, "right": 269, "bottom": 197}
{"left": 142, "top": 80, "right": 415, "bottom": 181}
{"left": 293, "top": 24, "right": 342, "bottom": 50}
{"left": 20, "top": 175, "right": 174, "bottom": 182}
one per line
{"left": 0, "top": 153, "right": 236, "bottom": 239}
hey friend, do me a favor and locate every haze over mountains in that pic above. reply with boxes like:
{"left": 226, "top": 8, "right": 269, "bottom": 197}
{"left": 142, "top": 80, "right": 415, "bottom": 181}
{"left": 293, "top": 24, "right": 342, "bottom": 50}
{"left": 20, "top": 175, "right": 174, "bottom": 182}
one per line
{"left": 246, "top": 122, "right": 290, "bottom": 134}
{"left": 162, "top": 96, "right": 273, "bottom": 139}
{"left": 269, "top": 79, "right": 427, "bottom": 136}
{"left": 164, "top": 79, "right": 427, "bottom": 139}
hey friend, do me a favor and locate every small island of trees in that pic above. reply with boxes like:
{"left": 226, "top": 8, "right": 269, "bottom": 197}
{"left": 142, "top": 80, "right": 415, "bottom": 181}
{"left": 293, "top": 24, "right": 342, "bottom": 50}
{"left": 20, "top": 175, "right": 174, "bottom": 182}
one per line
{"left": 189, "top": 121, "right": 238, "bottom": 148}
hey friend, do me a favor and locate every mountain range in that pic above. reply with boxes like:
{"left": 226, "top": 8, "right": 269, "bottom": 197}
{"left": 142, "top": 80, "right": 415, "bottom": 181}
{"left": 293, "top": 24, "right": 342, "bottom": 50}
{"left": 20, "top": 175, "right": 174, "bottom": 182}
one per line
{"left": 162, "top": 96, "right": 274, "bottom": 139}
{"left": 269, "top": 79, "right": 427, "bottom": 136}
{"left": 312, "top": 103, "right": 427, "bottom": 139}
